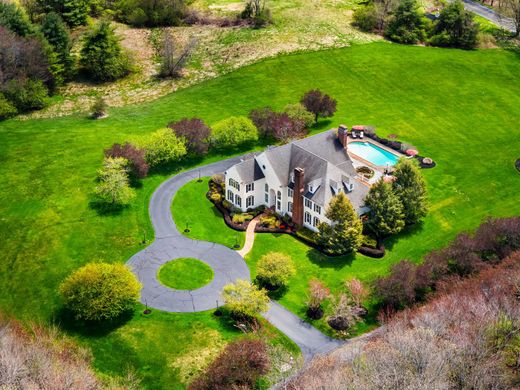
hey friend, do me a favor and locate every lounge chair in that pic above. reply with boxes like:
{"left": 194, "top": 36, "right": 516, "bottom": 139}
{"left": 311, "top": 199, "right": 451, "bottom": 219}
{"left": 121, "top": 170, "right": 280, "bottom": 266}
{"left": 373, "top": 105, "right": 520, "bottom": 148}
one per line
{"left": 359, "top": 131, "right": 364, "bottom": 139}
{"left": 351, "top": 132, "right": 357, "bottom": 139}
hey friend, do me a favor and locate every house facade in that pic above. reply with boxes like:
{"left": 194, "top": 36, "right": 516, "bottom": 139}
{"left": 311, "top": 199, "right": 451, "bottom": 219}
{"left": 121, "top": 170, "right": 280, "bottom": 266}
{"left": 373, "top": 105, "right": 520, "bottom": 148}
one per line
{"left": 224, "top": 128, "right": 370, "bottom": 232}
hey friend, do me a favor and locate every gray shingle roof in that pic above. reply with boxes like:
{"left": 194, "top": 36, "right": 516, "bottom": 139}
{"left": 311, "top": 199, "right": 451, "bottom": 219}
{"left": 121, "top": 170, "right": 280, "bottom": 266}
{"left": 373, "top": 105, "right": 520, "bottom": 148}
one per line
{"left": 234, "top": 157, "right": 265, "bottom": 182}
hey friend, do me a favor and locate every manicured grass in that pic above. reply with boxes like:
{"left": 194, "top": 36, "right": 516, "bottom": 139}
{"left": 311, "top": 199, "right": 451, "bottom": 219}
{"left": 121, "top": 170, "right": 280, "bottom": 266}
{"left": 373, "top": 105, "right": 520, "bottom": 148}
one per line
{"left": 172, "top": 177, "right": 245, "bottom": 249}
{"left": 158, "top": 258, "right": 214, "bottom": 290}
{"left": 1, "top": 43, "right": 519, "bottom": 385}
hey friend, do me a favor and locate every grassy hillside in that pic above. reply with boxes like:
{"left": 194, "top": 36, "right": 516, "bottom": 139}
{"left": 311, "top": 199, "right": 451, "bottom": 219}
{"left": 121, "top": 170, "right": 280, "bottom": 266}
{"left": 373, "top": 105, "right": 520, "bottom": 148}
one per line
{"left": 1, "top": 42, "right": 519, "bottom": 385}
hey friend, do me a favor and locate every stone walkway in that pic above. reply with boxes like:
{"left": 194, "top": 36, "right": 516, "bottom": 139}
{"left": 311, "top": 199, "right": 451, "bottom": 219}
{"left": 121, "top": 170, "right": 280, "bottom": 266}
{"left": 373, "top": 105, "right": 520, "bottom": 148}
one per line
{"left": 237, "top": 217, "right": 259, "bottom": 257}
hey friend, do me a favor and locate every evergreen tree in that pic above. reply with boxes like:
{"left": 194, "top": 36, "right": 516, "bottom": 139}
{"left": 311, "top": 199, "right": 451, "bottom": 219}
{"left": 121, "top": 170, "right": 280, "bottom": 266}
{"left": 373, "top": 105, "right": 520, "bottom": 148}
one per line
{"left": 385, "top": 0, "right": 426, "bottom": 44}
{"left": 364, "top": 179, "right": 405, "bottom": 237}
{"left": 430, "top": 0, "right": 479, "bottom": 49}
{"left": 0, "top": 1, "right": 34, "bottom": 36}
{"left": 80, "top": 21, "right": 132, "bottom": 82}
{"left": 318, "top": 192, "right": 363, "bottom": 255}
{"left": 37, "top": 0, "right": 90, "bottom": 27}
{"left": 392, "top": 158, "right": 427, "bottom": 225}
{"left": 41, "top": 12, "right": 75, "bottom": 80}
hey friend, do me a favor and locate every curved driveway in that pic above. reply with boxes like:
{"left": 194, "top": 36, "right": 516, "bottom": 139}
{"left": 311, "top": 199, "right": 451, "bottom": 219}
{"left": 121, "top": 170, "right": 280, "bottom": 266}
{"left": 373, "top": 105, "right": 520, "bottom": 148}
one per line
{"left": 126, "top": 155, "right": 344, "bottom": 360}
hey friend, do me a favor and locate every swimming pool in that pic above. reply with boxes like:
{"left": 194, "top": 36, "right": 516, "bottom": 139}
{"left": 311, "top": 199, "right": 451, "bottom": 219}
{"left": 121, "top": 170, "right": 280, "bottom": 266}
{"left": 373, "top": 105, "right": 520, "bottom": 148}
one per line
{"left": 348, "top": 141, "right": 400, "bottom": 166}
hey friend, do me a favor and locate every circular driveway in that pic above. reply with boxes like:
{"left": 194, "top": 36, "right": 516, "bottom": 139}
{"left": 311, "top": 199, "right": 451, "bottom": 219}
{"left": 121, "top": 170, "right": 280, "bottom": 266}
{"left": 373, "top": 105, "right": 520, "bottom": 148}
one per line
{"left": 127, "top": 157, "right": 250, "bottom": 313}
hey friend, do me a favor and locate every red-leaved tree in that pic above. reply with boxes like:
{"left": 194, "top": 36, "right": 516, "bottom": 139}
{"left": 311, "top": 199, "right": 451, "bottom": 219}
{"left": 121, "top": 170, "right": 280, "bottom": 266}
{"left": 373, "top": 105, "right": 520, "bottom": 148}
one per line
{"left": 249, "top": 107, "right": 306, "bottom": 142}
{"left": 105, "top": 142, "right": 149, "bottom": 179}
{"left": 168, "top": 117, "right": 211, "bottom": 155}
{"left": 300, "top": 89, "right": 337, "bottom": 123}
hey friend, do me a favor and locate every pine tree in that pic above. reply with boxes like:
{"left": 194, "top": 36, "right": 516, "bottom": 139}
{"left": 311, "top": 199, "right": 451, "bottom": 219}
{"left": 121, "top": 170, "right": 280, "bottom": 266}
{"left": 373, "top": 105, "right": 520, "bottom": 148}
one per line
{"left": 392, "top": 158, "right": 427, "bottom": 225}
{"left": 41, "top": 12, "right": 75, "bottom": 80}
{"left": 385, "top": 0, "right": 427, "bottom": 44}
{"left": 365, "top": 179, "right": 405, "bottom": 237}
{"left": 318, "top": 192, "right": 363, "bottom": 255}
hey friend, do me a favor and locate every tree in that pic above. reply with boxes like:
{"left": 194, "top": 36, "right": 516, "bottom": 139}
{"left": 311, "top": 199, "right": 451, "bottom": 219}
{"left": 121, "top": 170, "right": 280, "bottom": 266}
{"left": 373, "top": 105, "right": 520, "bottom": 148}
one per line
{"left": 211, "top": 116, "right": 259, "bottom": 149}
{"left": 159, "top": 32, "right": 197, "bottom": 78}
{"left": 116, "top": 0, "right": 187, "bottom": 27}
{"left": 80, "top": 21, "right": 132, "bottom": 82}
{"left": 36, "top": 0, "right": 90, "bottom": 27}
{"left": 249, "top": 106, "right": 275, "bottom": 138}
{"left": 95, "top": 157, "right": 135, "bottom": 205}
{"left": 90, "top": 96, "right": 107, "bottom": 118}
{"left": 353, "top": 4, "right": 378, "bottom": 32}
{"left": 373, "top": 259, "right": 418, "bottom": 309}
{"left": 3, "top": 78, "right": 48, "bottom": 112}
{"left": 384, "top": 0, "right": 427, "bottom": 44}
{"left": 256, "top": 252, "right": 295, "bottom": 289}
{"left": 168, "top": 117, "right": 211, "bottom": 155}
{"left": 189, "top": 339, "right": 269, "bottom": 390}
{"left": 105, "top": 142, "right": 149, "bottom": 179}
{"left": 300, "top": 90, "right": 337, "bottom": 123}
{"left": 306, "top": 278, "right": 330, "bottom": 319}
{"left": 499, "top": 0, "right": 520, "bottom": 37}
{"left": 430, "top": 1, "right": 479, "bottom": 49}
{"left": 284, "top": 103, "right": 314, "bottom": 128}
{"left": 0, "top": 93, "right": 17, "bottom": 119}
{"left": 40, "top": 12, "right": 74, "bottom": 80}
{"left": 0, "top": 1, "right": 34, "bottom": 36}
{"left": 221, "top": 279, "right": 269, "bottom": 319}
{"left": 392, "top": 158, "right": 427, "bottom": 225}
{"left": 140, "top": 128, "right": 187, "bottom": 167}
{"left": 327, "top": 293, "right": 360, "bottom": 331}
{"left": 345, "top": 278, "right": 369, "bottom": 308}
{"left": 317, "top": 192, "right": 363, "bottom": 255}
{"left": 364, "top": 179, "right": 405, "bottom": 237}
{"left": 59, "top": 262, "right": 142, "bottom": 321}
{"left": 240, "top": 0, "right": 271, "bottom": 28}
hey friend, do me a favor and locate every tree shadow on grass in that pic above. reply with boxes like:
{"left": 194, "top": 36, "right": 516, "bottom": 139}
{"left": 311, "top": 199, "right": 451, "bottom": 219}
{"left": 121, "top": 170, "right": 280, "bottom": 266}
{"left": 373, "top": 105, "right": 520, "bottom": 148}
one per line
{"left": 53, "top": 307, "right": 135, "bottom": 338}
{"left": 382, "top": 221, "right": 426, "bottom": 252}
{"left": 306, "top": 248, "right": 355, "bottom": 270}
{"left": 88, "top": 199, "right": 127, "bottom": 216}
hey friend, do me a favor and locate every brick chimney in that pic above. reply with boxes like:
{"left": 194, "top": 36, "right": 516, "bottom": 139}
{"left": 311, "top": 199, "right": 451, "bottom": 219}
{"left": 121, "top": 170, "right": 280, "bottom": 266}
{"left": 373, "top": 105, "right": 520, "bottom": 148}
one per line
{"left": 338, "top": 125, "right": 348, "bottom": 149}
{"left": 292, "top": 167, "right": 304, "bottom": 226}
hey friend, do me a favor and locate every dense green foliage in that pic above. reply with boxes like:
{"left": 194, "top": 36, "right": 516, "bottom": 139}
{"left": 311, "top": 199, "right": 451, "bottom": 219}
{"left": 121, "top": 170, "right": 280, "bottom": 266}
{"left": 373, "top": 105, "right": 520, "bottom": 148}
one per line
{"left": 40, "top": 12, "right": 74, "bottom": 80}
{"left": 256, "top": 252, "right": 296, "bottom": 288}
{"left": 0, "top": 1, "right": 34, "bottom": 36}
{"left": 392, "top": 158, "right": 427, "bottom": 225}
{"left": 80, "top": 21, "right": 132, "bottom": 82}
{"left": 95, "top": 157, "right": 135, "bottom": 205}
{"left": 37, "top": 0, "right": 90, "bottom": 27}
{"left": 364, "top": 179, "right": 405, "bottom": 237}
{"left": 211, "top": 116, "right": 259, "bottom": 149}
{"left": 352, "top": 4, "right": 378, "bottom": 32}
{"left": 1, "top": 43, "right": 519, "bottom": 383}
{"left": 222, "top": 279, "right": 270, "bottom": 319}
{"left": 59, "top": 262, "right": 142, "bottom": 321}
{"left": 158, "top": 258, "right": 214, "bottom": 290}
{"left": 430, "top": 0, "right": 479, "bottom": 49}
{"left": 3, "top": 79, "right": 48, "bottom": 112}
{"left": 284, "top": 103, "right": 314, "bottom": 128}
{"left": 317, "top": 193, "right": 363, "bottom": 255}
{"left": 385, "top": 0, "right": 427, "bottom": 44}
{"left": 139, "top": 128, "right": 187, "bottom": 166}
{"left": 116, "top": 0, "right": 186, "bottom": 27}
{"left": 0, "top": 94, "right": 17, "bottom": 119}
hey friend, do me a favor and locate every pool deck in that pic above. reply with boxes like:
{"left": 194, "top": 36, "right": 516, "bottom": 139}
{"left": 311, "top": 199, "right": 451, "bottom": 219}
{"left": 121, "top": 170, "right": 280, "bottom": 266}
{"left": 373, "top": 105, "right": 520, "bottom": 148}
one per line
{"left": 346, "top": 136, "right": 407, "bottom": 176}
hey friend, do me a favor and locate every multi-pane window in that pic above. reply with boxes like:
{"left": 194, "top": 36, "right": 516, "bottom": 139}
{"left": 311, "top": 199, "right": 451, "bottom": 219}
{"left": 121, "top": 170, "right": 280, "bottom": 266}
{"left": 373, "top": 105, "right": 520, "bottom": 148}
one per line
{"left": 235, "top": 195, "right": 242, "bottom": 207}
{"left": 229, "top": 178, "right": 240, "bottom": 190}
{"left": 246, "top": 183, "right": 254, "bottom": 193}
{"left": 265, "top": 184, "right": 269, "bottom": 192}
{"left": 313, "top": 217, "right": 320, "bottom": 227}
{"left": 304, "top": 198, "right": 312, "bottom": 209}
{"left": 288, "top": 188, "right": 293, "bottom": 198}
{"left": 288, "top": 202, "right": 293, "bottom": 213}
{"left": 304, "top": 212, "right": 312, "bottom": 224}
{"left": 276, "top": 191, "right": 281, "bottom": 211}
{"left": 314, "top": 204, "right": 321, "bottom": 214}
{"left": 265, "top": 193, "right": 269, "bottom": 203}
{"left": 246, "top": 195, "right": 254, "bottom": 208}
{"left": 227, "top": 190, "right": 233, "bottom": 201}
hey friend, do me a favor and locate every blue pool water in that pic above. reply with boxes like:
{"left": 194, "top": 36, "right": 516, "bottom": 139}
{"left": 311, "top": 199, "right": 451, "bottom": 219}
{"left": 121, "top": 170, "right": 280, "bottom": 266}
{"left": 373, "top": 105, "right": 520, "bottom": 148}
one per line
{"left": 348, "top": 141, "right": 400, "bottom": 166}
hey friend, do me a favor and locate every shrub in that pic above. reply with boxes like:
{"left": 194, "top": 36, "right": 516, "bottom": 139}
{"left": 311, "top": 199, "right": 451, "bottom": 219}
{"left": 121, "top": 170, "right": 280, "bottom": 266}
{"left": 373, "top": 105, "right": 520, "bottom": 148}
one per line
{"left": 105, "top": 142, "right": 149, "bottom": 179}
{"left": 3, "top": 78, "right": 48, "bottom": 112}
{"left": 256, "top": 252, "right": 295, "bottom": 289}
{"left": 306, "top": 278, "right": 330, "bottom": 319}
{"left": 373, "top": 260, "right": 418, "bottom": 309}
{"left": 95, "top": 157, "right": 135, "bottom": 205}
{"left": 232, "top": 213, "right": 253, "bottom": 224}
{"left": 259, "top": 215, "right": 279, "bottom": 228}
{"left": 0, "top": 1, "right": 34, "bottom": 36}
{"left": 116, "top": 0, "right": 187, "bottom": 27}
{"left": 40, "top": 12, "right": 75, "bottom": 81}
{"left": 189, "top": 338, "right": 269, "bottom": 390}
{"left": 221, "top": 279, "right": 270, "bottom": 319}
{"left": 317, "top": 192, "right": 363, "bottom": 255}
{"left": 327, "top": 294, "right": 360, "bottom": 331}
{"left": 211, "top": 116, "right": 258, "bottom": 149}
{"left": 345, "top": 278, "right": 369, "bottom": 308}
{"left": 90, "top": 96, "right": 107, "bottom": 119}
{"left": 392, "top": 158, "right": 427, "bottom": 225}
{"left": 159, "top": 32, "right": 196, "bottom": 78}
{"left": 59, "top": 262, "right": 142, "bottom": 321}
{"left": 284, "top": 103, "right": 314, "bottom": 128}
{"left": 210, "top": 173, "right": 225, "bottom": 186}
{"left": 430, "top": 0, "right": 479, "bottom": 49}
{"left": 0, "top": 93, "right": 17, "bottom": 119}
{"left": 210, "top": 192, "right": 222, "bottom": 203}
{"left": 37, "top": 0, "right": 90, "bottom": 27}
{"left": 300, "top": 90, "right": 337, "bottom": 123}
{"left": 385, "top": 0, "right": 427, "bottom": 44}
{"left": 80, "top": 21, "right": 133, "bottom": 82}
{"left": 168, "top": 117, "right": 211, "bottom": 155}
{"left": 240, "top": 0, "right": 271, "bottom": 28}
{"left": 139, "top": 128, "right": 187, "bottom": 167}
{"left": 353, "top": 4, "right": 378, "bottom": 32}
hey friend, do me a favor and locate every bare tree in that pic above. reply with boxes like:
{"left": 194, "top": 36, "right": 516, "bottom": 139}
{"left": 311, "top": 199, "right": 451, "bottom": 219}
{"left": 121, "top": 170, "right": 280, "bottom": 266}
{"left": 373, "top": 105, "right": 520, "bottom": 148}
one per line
{"left": 159, "top": 31, "right": 197, "bottom": 78}
{"left": 499, "top": 0, "right": 520, "bottom": 36}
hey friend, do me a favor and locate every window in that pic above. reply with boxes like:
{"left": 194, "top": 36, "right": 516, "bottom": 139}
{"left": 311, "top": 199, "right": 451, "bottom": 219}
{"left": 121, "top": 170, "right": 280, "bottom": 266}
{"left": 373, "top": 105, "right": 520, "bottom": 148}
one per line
{"left": 288, "top": 188, "right": 293, "bottom": 198}
{"left": 313, "top": 217, "right": 320, "bottom": 227}
{"left": 265, "top": 193, "right": 269, "bottom": 203}
{"left": 304, "top": 212, "right": 311, "bottom": 224}
{"left": 246, "top": 183, "right": 254, "bottom": 193}
{"left": 304, "top": 198, "right": 312, "bottom": 209}
{"left": 246, "top": 195, "right": 254, "bottom": 208}
{"left": 288, "top": 202, "right": 293, "bottom": 213}
{"left": 265, "top": 184, "right": 269, "bottom": 192}
{"left": 314, "top": 204, "right": 321, "bottom": 214}
{"left": 277, "top": 191, "right": 281, "bottom": 200}
{"left": 235, "top": 195, "right": 242, "bottom": 207}
{"left": 227, "top": 190, "right": 233, "bottom": 201}
{"left": 228, "top": 178, "right": 240, "bottom": 190}
{"left": 290, "top": 172, "right": 294, "bottom": 183}
{"left": 308, "top": 184, "right": 314, "bottom": 193}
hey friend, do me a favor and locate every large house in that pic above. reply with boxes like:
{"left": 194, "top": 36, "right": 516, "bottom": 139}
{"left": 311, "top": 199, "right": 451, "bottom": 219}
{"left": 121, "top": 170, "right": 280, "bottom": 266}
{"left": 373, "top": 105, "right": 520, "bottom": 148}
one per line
{"left": 224, "top": 127, "right": 370, "bottom": 232}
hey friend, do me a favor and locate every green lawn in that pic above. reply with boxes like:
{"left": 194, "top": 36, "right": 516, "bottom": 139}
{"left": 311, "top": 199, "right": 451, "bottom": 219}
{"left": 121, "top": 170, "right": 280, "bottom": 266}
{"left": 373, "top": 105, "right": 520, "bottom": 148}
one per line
{"left": 158, "top": 258, "right": 214, "bottom": 290}
{"left": 1, "top": 42, "right": 519, "bottom": 385}
{"left": 172, "top": 177, "right": 245, "bottom": 249}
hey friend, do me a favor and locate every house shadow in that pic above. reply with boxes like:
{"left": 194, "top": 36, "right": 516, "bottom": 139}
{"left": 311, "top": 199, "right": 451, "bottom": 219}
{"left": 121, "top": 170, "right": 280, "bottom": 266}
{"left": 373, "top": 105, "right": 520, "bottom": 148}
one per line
{"left": 53, "top": 307, "right": 135, "bottom": 339}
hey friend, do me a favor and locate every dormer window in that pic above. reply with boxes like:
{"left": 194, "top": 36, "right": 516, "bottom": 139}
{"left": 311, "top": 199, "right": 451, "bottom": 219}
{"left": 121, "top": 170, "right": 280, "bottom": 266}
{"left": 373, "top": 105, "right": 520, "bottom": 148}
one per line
{"left": 308, "top": 184, "right": 313, "bottom": 193}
